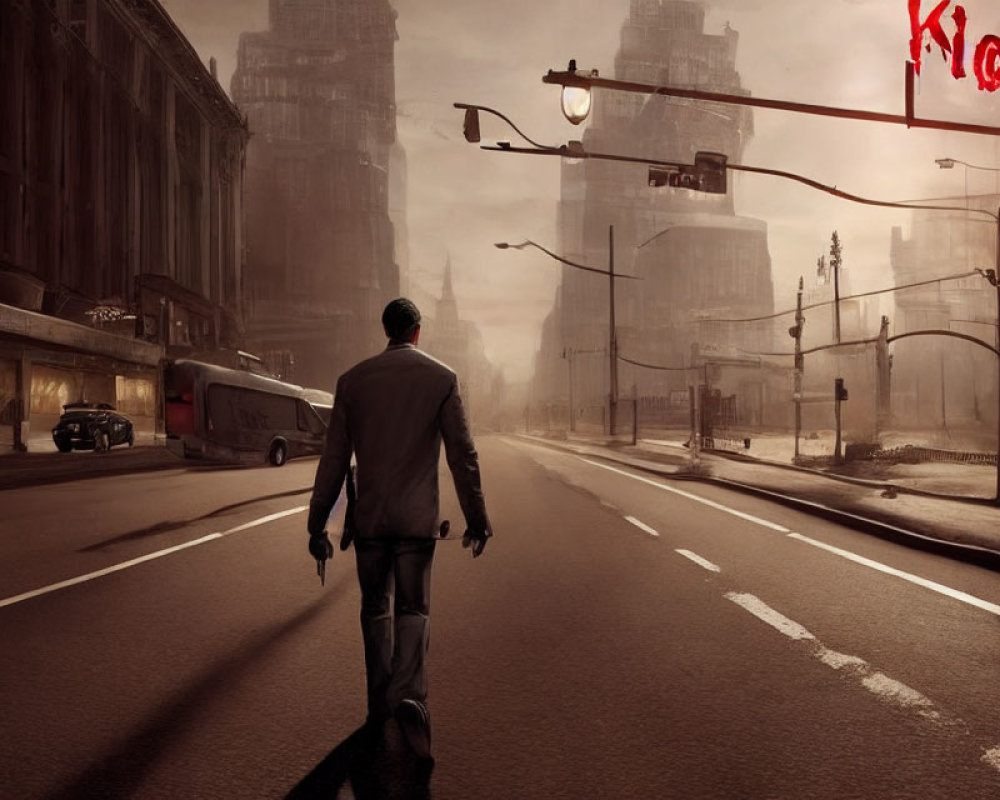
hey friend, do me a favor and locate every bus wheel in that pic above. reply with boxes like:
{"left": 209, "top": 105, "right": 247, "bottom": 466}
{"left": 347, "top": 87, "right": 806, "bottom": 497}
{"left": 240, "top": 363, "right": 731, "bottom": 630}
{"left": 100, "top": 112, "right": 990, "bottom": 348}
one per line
{"left": 268, "top": 440, "right": 288, "bottom": 467}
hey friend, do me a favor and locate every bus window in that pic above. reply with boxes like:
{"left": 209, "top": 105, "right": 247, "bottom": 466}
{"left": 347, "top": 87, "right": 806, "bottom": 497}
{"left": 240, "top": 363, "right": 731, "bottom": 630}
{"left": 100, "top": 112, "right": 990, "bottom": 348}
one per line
{"left": 297, "top": 400, "right": 326, "bottom": 436}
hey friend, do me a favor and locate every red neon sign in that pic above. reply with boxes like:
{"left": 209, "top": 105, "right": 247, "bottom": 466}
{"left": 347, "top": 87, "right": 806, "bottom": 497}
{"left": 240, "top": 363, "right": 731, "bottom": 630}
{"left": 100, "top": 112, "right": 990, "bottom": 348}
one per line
{"left": 910, "top": 0, "right": 1000, "bottom": 91}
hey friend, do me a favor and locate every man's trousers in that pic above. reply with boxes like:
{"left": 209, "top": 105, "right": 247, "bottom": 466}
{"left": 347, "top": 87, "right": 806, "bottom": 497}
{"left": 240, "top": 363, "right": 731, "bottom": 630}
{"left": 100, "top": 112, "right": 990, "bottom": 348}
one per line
{"left": 354, "top": 538, "right": 436, "bottom": 720}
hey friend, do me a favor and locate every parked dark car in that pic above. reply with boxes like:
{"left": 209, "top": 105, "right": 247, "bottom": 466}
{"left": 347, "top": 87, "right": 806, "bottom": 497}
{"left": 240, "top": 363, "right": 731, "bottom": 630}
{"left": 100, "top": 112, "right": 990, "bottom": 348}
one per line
{"left": 52, "top": 403, "right": 135, "bottom": 453}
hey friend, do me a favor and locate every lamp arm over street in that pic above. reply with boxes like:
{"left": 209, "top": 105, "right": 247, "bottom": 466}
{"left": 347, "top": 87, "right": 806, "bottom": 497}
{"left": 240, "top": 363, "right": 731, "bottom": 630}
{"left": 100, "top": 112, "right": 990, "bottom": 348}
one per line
{"left": 453, "top": 102, "right": 560, "bottom": 151}
{"left": 542, "top": 62, "right": 1000, "bottom": 138}
{"left": 480, "top": 141, "right": 686, "bottom": 172}
{"left": 937, "top": 157, "right": 1000, "bottom": 172}
{"left": 495, "top": 240, "right": 639, "bottom": 279}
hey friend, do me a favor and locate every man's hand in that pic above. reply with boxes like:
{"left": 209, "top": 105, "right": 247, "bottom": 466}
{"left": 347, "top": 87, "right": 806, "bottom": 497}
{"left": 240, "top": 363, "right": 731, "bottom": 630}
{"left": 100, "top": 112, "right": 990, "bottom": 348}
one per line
{"left": 309, "top": 531, "right": 334, "bottom": 561}
{"left": 309, "top": 531, "right": 334, "bottom": 586}
{"left": 462, "top": 528, "right": 492, "bottom": 558}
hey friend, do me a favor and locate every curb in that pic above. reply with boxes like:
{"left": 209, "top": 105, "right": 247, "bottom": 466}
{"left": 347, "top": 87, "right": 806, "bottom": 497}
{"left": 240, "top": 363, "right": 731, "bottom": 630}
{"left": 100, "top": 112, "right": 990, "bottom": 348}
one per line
{"left": 516, "top": 435, "right": 1000, "bottom": 573}
{"left": 0, "top": 448, "right": 184, "bottom": 491}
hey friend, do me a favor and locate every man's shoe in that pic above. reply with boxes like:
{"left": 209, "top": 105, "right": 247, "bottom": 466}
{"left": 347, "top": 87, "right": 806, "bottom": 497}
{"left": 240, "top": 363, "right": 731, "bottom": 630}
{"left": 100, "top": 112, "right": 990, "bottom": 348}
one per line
{"left": 395, "top": 698, "right": 434, "bottom": 764}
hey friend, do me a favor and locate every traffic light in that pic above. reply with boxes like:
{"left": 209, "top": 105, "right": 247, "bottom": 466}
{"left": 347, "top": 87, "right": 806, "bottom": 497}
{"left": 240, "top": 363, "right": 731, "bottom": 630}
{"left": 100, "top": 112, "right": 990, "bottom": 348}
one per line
{"left": 647, "top": 152, "right": 727, "bottom": 194}
{"left": 835, "top": 378, "right": 848, "bottom": 401}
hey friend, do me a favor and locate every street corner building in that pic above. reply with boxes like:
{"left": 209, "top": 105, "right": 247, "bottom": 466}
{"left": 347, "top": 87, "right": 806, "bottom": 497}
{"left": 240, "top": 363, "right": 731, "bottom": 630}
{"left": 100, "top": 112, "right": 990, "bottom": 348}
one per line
{"left": 0, "top": 0, "right": 249, "bottom": 453}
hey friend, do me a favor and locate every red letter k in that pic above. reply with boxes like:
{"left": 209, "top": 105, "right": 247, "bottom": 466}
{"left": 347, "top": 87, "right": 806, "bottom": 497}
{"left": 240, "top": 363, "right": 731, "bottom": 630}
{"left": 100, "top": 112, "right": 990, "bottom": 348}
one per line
{"left": 909, "top": 0, "right": 953, "bottom": 75}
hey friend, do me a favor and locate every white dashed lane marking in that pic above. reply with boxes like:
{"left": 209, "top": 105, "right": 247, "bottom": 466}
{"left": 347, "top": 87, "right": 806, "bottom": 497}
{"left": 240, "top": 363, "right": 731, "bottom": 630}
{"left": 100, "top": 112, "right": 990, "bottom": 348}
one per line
{"left": 624, "top": 515, "right": 659, "bottom": 537}
{"left": 675, "top": 549, "right": 721, "bottom": 572}
{"left": 582, "top": 458, "right": 790, "bottom": 531}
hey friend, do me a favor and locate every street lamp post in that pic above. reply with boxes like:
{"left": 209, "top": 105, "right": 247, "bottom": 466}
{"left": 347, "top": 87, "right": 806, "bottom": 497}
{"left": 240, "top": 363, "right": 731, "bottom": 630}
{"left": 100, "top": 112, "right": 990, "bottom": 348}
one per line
{"left": 608, "top": 225, "right": 618, "bottom": 436}
{"left": 495, "top": 226, "right": 637, "bottom": 437}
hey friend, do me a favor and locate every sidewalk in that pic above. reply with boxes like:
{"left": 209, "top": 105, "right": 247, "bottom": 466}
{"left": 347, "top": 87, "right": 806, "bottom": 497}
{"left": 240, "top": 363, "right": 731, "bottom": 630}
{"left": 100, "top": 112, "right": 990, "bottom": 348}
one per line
{"left": 521, "top": 431, "right": 1000, "bottom": 569}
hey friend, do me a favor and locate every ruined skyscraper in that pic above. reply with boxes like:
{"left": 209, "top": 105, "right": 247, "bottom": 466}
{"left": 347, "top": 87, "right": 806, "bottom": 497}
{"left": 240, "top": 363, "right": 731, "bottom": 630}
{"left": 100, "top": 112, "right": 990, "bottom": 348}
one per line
{"left": 232, "top": 0, "right": 403, "bottom": 389}
{"left": 533, "top": 0, "right": 778, "bottom": 434}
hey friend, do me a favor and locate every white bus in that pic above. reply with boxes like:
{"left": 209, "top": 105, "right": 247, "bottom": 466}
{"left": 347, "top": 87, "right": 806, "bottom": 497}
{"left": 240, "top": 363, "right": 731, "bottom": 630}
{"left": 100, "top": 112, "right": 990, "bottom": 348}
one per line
{"left": 163, "top": 359, "right": 332, "bottom": 466}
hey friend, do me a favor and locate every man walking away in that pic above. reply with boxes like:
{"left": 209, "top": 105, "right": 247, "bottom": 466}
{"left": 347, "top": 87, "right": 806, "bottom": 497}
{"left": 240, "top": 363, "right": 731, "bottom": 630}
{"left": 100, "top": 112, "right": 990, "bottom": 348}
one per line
{"left": 307, "top": 297, "right": 493, "bottom": 769}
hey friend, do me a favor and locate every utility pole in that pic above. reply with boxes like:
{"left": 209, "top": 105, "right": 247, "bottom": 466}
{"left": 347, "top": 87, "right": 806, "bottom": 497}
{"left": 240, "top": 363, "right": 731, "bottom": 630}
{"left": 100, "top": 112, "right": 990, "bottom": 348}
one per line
{"left": 790, "top": 276, "right": 805, "bottom": 461}
{"left": 608, "top": 224, "right": 618, "bottom": 437}
{"left": 875, "top": 315, "right": 891, "bottom": 440}
{"left": 564, "top": 348, "right": 576, "bottom": 433}
{"left": 631, "top": 384, "right": 638, "bottom": 445}
{"left": 831, "top": 231, "right": 843, "bottom": 344}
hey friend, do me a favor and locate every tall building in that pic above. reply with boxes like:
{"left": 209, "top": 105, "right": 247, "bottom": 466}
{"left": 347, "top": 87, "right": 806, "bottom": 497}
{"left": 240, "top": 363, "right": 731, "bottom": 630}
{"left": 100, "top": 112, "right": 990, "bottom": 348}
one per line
{"left": 890, "top": 197, "right": 998, "bottom": 436}
{"left": 532, "top": 0, "right": 778, "bottom": 434}
{"left": 231, "top": 0, "right": 403, "bottom": 389}
{"left": 0, "top": 0, "right": 247, "bottom": 451}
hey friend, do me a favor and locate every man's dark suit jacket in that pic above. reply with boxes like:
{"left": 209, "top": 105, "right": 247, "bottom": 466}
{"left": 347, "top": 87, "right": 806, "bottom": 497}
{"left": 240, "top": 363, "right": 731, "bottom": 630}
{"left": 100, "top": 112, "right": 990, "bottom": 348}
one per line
{"left": 308, "top": 343, "right": 491, "bottom": 540}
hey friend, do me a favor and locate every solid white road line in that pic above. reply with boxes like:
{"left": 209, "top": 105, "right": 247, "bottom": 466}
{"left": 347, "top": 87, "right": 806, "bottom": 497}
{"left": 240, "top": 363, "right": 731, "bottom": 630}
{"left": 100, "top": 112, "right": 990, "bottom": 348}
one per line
{"left": 788, "top": 532, "right": 1000, "bottom": 618}
{"left": 624, "top": 515, "right": 659, "bottom": 537}
{"left": 676, "top": 549, "right": 721, "bottom": 572}
{"left": 0, "top": 505, "right": 308, "bottom": 610}
{"left": 580, "top": 458, "right": 790, "bottom": 532}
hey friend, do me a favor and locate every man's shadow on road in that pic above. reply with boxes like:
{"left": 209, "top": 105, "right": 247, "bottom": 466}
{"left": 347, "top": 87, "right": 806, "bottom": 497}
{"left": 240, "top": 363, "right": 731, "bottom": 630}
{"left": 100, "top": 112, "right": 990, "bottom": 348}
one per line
{"left": 285, "top": 721, "right": 432, "bottom": 800}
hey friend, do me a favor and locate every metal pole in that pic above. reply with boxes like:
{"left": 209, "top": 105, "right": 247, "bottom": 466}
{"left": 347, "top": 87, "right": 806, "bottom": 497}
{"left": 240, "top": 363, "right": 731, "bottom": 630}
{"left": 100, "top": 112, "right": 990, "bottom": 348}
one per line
{"left": 609, "top": 224, "right": 618, "bottom": 437}
{"left": 689, "top": 384, "right": 700, "bottom": 469}
{"left": 833, "top": 254, "right": 841, "bottom": 344}
{"left": 995, "top": 209, "right": 1000, "bottom": 504}
{"left": 632, "top": 385, "right": 638, "bottom": 446}
{"left": 568, "top": 349, "right": 575, "bottom": 433}
{"left": 834, "top": 377, "right": 844, "bottom": 465}
{"left": 794, "top": 277, "right": 804, "bottom": 461}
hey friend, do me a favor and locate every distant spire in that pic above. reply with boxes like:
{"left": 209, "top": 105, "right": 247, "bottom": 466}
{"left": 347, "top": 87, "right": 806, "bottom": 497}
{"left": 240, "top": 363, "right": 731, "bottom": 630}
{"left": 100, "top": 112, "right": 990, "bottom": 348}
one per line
{"left": 442, "top": 253, "right": 455, "bottom": 302}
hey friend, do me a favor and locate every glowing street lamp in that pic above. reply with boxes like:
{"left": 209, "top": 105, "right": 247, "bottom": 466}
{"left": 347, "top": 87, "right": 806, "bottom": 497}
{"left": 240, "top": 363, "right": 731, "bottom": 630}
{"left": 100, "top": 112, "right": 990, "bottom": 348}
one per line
{"left": 556, "top": 60, "right": 599, "bottom": 125}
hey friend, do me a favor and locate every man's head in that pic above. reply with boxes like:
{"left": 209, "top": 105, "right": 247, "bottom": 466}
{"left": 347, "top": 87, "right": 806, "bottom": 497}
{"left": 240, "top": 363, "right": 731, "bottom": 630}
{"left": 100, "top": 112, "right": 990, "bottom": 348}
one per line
{"left": 382, "top": 298, "right": 421, "bottom": 344}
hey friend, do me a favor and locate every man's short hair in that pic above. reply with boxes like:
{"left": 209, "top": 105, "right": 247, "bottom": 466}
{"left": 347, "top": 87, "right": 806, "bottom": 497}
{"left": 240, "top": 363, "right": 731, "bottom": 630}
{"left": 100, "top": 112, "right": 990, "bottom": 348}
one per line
{"left": 382, "top": 298, "right": 422, "bottom": 339}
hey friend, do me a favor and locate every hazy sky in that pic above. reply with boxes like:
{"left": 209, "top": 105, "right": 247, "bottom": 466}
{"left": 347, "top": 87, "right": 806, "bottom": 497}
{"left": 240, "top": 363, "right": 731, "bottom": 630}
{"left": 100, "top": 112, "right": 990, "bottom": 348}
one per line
{"left": 162, "top": 0, "right": 1000, "bottom": 382}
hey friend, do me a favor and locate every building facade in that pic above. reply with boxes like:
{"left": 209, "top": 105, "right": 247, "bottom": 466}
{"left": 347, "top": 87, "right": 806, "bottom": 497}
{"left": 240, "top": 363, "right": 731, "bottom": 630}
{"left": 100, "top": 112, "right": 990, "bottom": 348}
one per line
{"left": 231, "top": 0, "right": 403, "bottom": 390}
{"left": 889, "top": 197, "right": 998, "bottom": 439}
{"left": 0, "top": 0, "right": 248, "bottom": 451}
{"left": 532, "top": 0, "right": 778, "bottom": 435}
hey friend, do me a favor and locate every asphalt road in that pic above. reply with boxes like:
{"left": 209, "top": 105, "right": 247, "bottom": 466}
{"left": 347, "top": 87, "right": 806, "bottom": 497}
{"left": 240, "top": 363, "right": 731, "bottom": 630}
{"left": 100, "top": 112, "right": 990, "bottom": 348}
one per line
{"left": 2, "top": 436, "right": 999, "bottom": 799}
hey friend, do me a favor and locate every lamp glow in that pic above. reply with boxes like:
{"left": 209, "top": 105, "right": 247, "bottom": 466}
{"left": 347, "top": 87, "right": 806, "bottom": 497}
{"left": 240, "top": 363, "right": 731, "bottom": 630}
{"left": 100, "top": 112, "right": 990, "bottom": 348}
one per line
{"left": 561, "top": 86, "right": 592, "bottom": 125}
